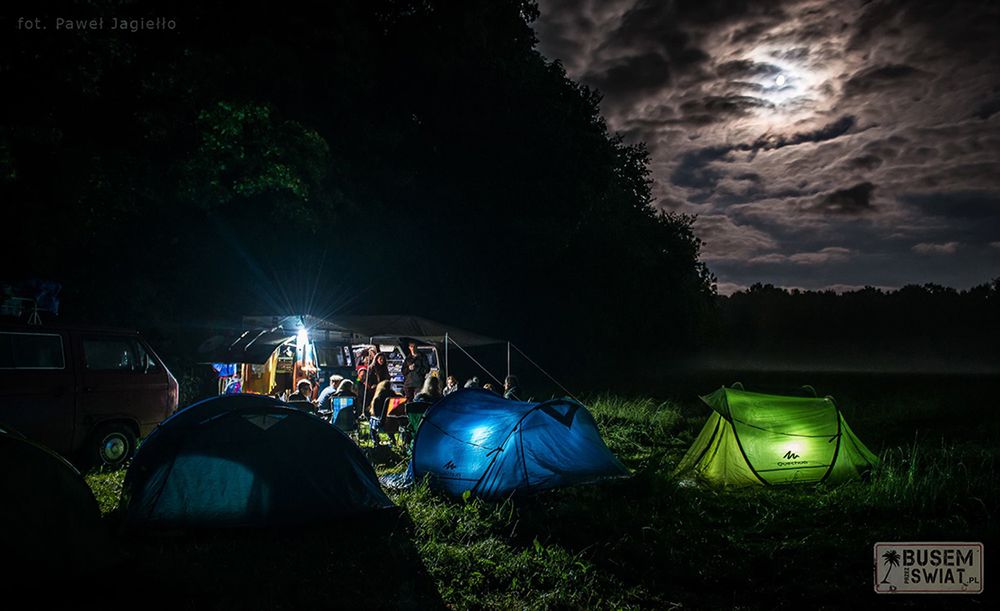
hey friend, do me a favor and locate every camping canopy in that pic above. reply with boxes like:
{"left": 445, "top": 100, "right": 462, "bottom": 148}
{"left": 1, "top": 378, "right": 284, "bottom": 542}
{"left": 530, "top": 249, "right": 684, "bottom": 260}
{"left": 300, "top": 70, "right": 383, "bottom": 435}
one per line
{"left": 199, "top": 314, "right": 503, "bottom": 364}
{"left": 412, "top": 389, "right": 629, "bottom": 500}
{"left": 675, "top": 386, "right": 878, "bottom": 487}
{"left": 327, "top": 315, "right": 503, "bottom": 347}
{"left": 0, "top": 428, "right": 109, "bottom": 577}
{"left": 123, "top": 395, "right": 393, "bottom": 528}
{"left": 197, "top": 328, "right": 296, "bottom": 364}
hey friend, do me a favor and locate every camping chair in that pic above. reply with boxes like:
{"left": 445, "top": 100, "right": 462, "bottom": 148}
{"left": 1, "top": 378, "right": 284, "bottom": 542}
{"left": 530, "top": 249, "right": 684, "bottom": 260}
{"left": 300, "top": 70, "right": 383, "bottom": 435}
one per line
{"left": 367, "top": 396, "right": 406, "bottom": 446}
{"left": 405, "top": 400, "right": 432, "bottom": 443}
{"left": 331, "top": 397, "right": 358, "bottom": 440}
{"left": 383, "top": 397, "right": 409, "bottom": 445}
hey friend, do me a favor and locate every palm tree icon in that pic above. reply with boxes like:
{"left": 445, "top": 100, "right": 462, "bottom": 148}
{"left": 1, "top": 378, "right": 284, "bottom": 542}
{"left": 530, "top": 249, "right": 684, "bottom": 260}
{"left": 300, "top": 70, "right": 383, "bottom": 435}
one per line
{"left": 881, "top": 549, "right": 901, "bottom": 584}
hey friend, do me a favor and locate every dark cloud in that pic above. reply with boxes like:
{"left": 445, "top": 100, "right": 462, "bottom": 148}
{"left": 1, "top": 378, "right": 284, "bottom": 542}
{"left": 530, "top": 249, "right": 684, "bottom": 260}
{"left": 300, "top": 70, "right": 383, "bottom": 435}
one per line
{"left": 588, "top": 52, "right": 672, "bottom": 98}
{"left": 843, "top": 64, "right": 930, "bottom": 97}
{"left": 717, "top": 59, "right": 783, "bottom": 78}
{"left": 745, "top": 115, "right": 856, "bottom": 154}
{"left": 851, "top": 0, "right": 1000, "bottom": 58}
{"left": 670, "top": 115, "right": 858, "bottom": 194}
{"left": 670, "top": 145, "right": 732, "bottom": 192}
{"left": 973, "top": 98, "right": 1000, "bottom": 121}
{"left": 901, "top": 190, "right": 1000, "bottom": 220}
{"left": 844, "top": 154, "right": 883, "bottom": 171}
{"left": 684, "top": 95, "right": 776, "bottom": 119}
{"left": 813, "top": 182, "right": 876, "bottom": 215}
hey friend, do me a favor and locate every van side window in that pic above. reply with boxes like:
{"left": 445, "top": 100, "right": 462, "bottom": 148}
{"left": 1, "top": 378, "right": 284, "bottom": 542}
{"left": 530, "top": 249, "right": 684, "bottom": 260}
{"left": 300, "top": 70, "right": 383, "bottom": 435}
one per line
{"left": 0, "top": 332, "right": 65, "bottom": 369}
{"left": 135, "top": 342, "right": 159, "bottom": 372}
{"left": 83, "top": 338, "right": 137, "bottom": 371}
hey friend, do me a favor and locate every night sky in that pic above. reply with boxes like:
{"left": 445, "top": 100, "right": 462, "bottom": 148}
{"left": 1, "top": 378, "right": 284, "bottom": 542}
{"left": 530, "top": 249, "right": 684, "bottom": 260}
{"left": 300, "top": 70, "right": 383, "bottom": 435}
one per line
{"left": 534, "top": 0, "right": 1000, "bottom": 293}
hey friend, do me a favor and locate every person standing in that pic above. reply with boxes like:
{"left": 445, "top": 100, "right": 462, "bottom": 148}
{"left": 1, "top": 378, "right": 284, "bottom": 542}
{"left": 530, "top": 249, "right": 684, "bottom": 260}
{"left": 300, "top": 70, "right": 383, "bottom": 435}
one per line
{"left": 402, "top": 341, "right": 430, "bottom": 401}
{"left": 366, "top": 352, "right": 390, "bottom": 394}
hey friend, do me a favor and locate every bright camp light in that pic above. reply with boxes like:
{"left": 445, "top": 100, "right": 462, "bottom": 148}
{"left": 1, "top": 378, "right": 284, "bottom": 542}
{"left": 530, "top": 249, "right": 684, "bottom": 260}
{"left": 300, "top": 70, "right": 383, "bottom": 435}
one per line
{"left": 296, "top": 328, "right": 308, "bottom": 348}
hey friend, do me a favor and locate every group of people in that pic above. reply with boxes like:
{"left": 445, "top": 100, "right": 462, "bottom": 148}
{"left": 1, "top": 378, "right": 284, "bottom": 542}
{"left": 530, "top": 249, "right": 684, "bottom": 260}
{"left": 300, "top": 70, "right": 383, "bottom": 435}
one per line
{"left": 285, "top": 376, "right": 358, "bottom": 413}
{"left": 442, "top": 374, "right": 521, "bottom": 401}
{"left": 285, "top": 340, "right": 524, "bottom": 446}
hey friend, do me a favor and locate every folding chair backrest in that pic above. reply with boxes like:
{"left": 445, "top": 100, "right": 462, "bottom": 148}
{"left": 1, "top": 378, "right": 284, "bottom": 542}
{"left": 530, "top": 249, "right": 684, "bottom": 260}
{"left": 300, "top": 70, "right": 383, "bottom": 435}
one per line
{"left": 386, "top": 397, "right": 407, "bottom": 416}
{"left": 332, "top": 397, "right": 357, "bottom": 433}
{"left": 406, "top": 401, "right": 431, "bottom": 435}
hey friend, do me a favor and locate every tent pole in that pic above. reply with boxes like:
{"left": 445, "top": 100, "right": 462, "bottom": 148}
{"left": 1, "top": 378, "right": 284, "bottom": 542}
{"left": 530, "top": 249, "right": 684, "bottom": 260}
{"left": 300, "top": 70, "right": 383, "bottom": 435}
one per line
{"left": 506, "top": 341, "right": 510, "bottom": 379}
{"left": 449, "top": 337, "right": 504, "bottom": 387}
{"left": 445, "top": 333, "right": 449, "bottom": 380}
{"left": 510, "top": 343, "right": 581, "bottom": 404}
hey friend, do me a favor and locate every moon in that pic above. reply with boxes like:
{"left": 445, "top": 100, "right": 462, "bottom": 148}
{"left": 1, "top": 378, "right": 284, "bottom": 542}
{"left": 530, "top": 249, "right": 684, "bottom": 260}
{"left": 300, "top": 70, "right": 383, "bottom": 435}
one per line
{"left": 775, "top": 74, "right": 787, "bottom": 87}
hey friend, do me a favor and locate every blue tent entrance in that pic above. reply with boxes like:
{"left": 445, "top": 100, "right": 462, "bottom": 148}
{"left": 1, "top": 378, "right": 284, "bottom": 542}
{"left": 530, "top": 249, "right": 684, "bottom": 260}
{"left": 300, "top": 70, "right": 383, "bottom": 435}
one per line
{"left": 412, "top": 390, "right": 629, "bottom": 499}
{"left": 123, "top": 395, "right": 393, "bottom": 528}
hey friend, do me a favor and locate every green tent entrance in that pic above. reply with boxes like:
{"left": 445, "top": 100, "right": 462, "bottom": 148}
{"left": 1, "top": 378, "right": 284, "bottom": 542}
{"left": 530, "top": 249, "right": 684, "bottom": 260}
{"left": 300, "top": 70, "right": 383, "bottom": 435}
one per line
{"left": 675, "top": 386, "right": 878, "bottom": 487}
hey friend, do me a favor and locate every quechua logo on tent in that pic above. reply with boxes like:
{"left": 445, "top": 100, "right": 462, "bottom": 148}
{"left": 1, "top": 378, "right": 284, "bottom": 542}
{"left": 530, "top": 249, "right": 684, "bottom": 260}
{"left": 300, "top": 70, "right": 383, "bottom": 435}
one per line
{"left": 778, "top": 450, "right": 808, "bottom": 466}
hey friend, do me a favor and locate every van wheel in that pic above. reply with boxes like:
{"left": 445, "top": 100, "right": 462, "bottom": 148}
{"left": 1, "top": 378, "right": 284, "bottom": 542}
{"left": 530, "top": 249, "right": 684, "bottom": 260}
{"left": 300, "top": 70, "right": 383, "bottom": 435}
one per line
{"left": 88, "top": 423, "right": 136, "bottom": 470}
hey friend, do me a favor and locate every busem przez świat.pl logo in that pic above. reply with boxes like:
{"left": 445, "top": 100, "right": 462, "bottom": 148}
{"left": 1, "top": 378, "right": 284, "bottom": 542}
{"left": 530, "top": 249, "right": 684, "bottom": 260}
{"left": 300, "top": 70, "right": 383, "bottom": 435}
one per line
{"left": 874, "top": 542, "right": 983, "bottom": 593}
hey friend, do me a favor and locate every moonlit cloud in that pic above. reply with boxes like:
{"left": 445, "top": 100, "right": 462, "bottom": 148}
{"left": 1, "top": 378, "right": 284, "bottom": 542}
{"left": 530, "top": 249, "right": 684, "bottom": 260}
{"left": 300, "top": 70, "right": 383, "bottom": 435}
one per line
{"left": 913, "top": 242, "right": 961, "bottom": 255}
{"left": 535, "top": 0, "right": 1000, "bottom": 291}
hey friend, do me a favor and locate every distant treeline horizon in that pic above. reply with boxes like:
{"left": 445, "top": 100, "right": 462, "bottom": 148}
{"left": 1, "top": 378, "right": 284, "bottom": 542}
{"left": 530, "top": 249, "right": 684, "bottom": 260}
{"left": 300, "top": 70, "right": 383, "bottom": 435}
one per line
{"left": 697, "top": 279, "right": 1000, "bottom": 372}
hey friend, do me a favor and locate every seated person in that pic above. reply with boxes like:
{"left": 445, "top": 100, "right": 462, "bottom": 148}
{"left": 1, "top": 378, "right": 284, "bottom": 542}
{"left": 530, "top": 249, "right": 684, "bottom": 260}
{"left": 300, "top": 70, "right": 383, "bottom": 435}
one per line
{"left": 443, "top": 375, "right": 460, "bottom": 396}
{"left": 463, "top": 376, "right": 480, "bottom": 389}
{"left": 503, "top": 375, "right": 521, "bottom": 401}
{"left": 334, "top": 378, "right": 357, "bottom": 397}
{"left": 368, "top": 380, "right": 401, "bottom": 445}
{"left": 413, "top": 374, "right": 442, "bottom": 403}
{"left": 286, "top": 379, "right": 316, "bottom": 412}
{"left": 316, "top": 376, "right": 342, "bottom": 413}
{"left": 333, "top": 379, "right": 359, "bottom": 418}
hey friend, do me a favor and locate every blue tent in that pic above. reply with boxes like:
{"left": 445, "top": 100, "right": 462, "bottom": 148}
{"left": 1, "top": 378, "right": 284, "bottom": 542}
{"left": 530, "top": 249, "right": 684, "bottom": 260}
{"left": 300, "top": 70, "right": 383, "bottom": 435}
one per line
{"left": 123, "top": 395, "right": 393, "bottom": 528}
{"left": 412, "top": 390, "right": 629, "bottom": 500}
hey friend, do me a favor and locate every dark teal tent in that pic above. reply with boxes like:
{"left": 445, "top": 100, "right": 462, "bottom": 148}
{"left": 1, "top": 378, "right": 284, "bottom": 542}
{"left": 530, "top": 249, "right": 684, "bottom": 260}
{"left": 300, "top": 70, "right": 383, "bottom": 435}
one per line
{"left": 412, "top": 389, "right": 628, "bottom": 499}
{"left": 123, "top": 395, "right": 393, "bottom": 528}
{"left": 0, "top": 427, "right": 109, "bottom": 579}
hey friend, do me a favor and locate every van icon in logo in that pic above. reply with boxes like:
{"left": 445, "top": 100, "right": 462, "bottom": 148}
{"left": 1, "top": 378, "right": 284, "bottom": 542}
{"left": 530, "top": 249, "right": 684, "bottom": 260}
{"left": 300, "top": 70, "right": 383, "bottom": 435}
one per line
{"left": 783, "top": 451, "right": 800, "bottom": 460}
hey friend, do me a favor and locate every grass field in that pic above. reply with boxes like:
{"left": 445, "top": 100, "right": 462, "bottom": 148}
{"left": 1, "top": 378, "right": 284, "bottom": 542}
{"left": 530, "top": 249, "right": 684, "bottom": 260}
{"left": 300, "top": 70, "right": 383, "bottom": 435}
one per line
{"left": 78, "top": 372, "right": 998, "bottom": 609}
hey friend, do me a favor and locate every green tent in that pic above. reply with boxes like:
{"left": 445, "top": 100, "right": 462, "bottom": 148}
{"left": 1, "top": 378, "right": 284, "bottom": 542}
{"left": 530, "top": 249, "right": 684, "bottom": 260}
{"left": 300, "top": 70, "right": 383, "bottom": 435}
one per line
{"left": 675, "top": 386, "right": 878, "bottom": 486}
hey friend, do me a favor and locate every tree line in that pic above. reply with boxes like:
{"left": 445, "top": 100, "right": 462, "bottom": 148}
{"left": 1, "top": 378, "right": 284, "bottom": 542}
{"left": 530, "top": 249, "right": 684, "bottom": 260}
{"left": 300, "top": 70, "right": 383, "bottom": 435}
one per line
{"left": 708, "top": 281, "right": 1000, "bottom": 370}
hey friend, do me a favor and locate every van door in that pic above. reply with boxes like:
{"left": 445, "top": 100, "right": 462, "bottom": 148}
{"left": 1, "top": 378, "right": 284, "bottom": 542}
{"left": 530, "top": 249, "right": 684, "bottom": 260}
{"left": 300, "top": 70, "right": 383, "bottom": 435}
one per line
{"left": 0, "top": 330, "right": 76, "bottom": 454}
{"left": 74, "top": 334, "right": 168, "bottom": 443}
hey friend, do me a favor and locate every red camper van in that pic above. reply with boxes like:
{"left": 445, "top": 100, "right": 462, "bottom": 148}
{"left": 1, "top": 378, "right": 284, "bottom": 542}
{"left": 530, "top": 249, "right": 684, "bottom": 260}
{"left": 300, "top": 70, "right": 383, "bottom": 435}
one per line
{"left": 0, "top": 324, "right": 178, "bottom": 469}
